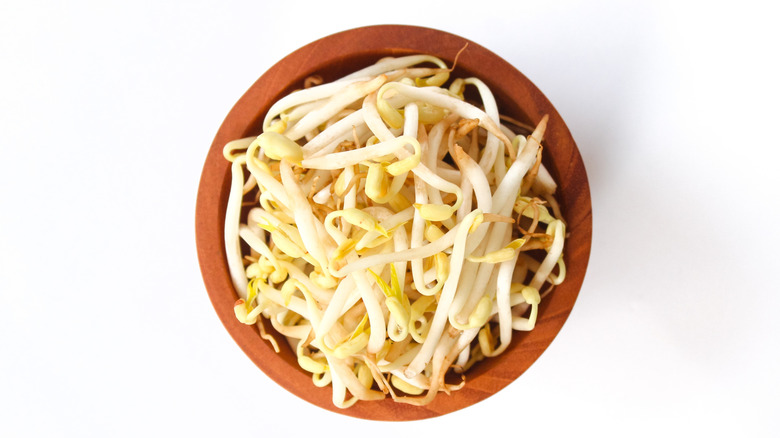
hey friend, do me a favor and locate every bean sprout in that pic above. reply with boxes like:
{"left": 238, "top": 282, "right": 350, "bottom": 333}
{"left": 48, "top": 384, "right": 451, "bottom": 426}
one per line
{"left": 223, "top": 54, "right": 567, "bottom": 407}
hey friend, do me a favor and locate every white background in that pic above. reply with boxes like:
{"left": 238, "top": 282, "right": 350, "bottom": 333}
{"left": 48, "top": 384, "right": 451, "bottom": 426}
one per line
{"left": 2, "top": 0, "right": 778, "bottom": 436}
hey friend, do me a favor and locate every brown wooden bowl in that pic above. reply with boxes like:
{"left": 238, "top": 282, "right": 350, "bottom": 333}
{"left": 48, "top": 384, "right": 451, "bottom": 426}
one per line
{"left": 196, "top": 24, "right": 591, "bottom": 421}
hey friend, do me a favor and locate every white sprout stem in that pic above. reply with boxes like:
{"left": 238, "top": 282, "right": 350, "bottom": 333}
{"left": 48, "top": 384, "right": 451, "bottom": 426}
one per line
{"left": 452, "top": 326, "right": 481, "bottom": 368}
{"left": 378, "top": 344, "right": 423, "bottom": 372}
{"left": 403, "top": 102, "right": 419, "bottom": 138}
{"left": 312, "top": 183, "right": 333, "bottom": 204}
{"left": 389, "top": 369, "right": 430, "bottom": 391}
{"left": 517, "top": 252, "right": 563, "bottom": 286}
{"left": 272, "top": 320, "right": 312, "bottom": 341}
{"left": 455, "top": 327, "right": 481, "bottom": 354}
{"left": 457, "top": 179, "right": 473, "bottom": 223}
{"left": 351, "top": 272, "right": 386, "bottom": 354}
{"left": 392, "top": 222, "right": 410, "bottom": 294}
{"left": 244, "top": 217, "right": 266, "bottom": 249}
{"left": 408, "top": 325, "right": 462, "bottom": 404}
{"left": 223, "top": 137, "right": 256, "bottom": 166}
{"left": 279, "top": 161, "right": 330, "bottom": 270}
{"left": 464, "top": 78, "right": 501, "bottom": 174}
{"left": 413, "top": 165, "right": 461, "bottom": 205}
{"left": 316, "top": 275, "right": 356, "bottom": 340}
{"left": 279, "top": 100, "right": 324, "bottom": 132}
{"left": 301, "top": 136, "right": 419, "bottom": 170}
{"left": 328, "top": 360, "right": 385, "bottom": 400}
{"left": 379, "top": 82, "right": 513, "bottom": 153}
{"left": 225, "top": 157, "right": 248, "bottom": 298}
{"left": 530, "top": 220, "right": 565, "bottom": 290}
{"left": 453, "top": 144, "right": 493, "bottom": 222}
{"left": 455, "top": 342, "right": 471, "bottom": 368}
{"left": 305, "top": 168, "right": 333, "bottom": 194}
{"left": 363, "top": 90, "right": 461, "bottom": 205}
{"left": 245, "top": 142, "right": 291, "bottom": 206}
{"left": 363, "top": 91, "right": 398, "bottom": 142}
{"left": 341, "top": 164, "right": 358, "bottom": 235}
{"left": 356, "top": 206, "right": 415, "bottom": 250}
{"left": 420, "top": 124, "right": 450, "bottom": 223}
{"left": 448, "top": 260, "right": 481, "bottom": 320}
{"left": 277, "top": 260, "right": 332, "bottom": 303}
{"left": 490, "top": 116, "right": 548, "bottom": 215}
{"left": 308, "top": 124, "right": 372, "bottom": 160}
{"left": 257, "top": 283, "right": 311, "bottom": 320}
{"left": 257, "top": 190, "right": 294, "bottom": 222}
{"left": 336, "top": 55, "right": 447, "bottom": 82}
{"left": 262, "top": 79, "right": 364, "bottom": 131}
{"left": 242, "top": 173, "right": 257, "bottom": 194}
{"left": 285, "top": 75, "right": 388, "bottom": 141}
{"left": 490, "top": 252, "right": 519, "bottom": 357}
{"left": 455, "top": 220, "right": 511, "bottom": 324}
{"left": 405, "top": 210, "right": 482, "bottom": 378}
{"left": 332, "top": 217, "right": 464, "bottom": 278}
{"left": 326, "top": 356, "right": 357, "bottom": 408}
{"left": 302, "top": 109, "right": 366, "bottom": 156}
{"left": 420, "top": 265, "right": 439, "bottom": 285}
{"left": 390, "top": 104, "right": 419, "bottom": 293}
{"left": 425, "top": 114, "right": 458, "bottom": 167}
{"left": 435, "top": 167, "right": 463, "bottom": 184}
{"left": 339, "top": 279, "right": 364, "bottom": 316}
{"left": 321, "top": 210, "right": 388, "bottom": 354}
{"left": 410, "top": 166, "right": 432, "bottom": 294}
{"left": 238, "top": 224, "right": 279, "bottom": 271}
{"left": 534, "top": 164, "right": 558, "bottom": 195}
{"left": 246, "top": 208, "right": 292, "bottom": 237}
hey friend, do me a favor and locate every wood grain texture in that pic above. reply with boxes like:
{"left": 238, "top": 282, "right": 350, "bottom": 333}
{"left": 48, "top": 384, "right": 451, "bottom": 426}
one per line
{"left": 195, "top": 24, "right": 592, "bottom": 421}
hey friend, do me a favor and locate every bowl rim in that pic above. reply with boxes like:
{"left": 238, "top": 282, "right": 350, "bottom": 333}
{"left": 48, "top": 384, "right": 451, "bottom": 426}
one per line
{"left": 195, "top": 24, "right": 592, "bottom": 421}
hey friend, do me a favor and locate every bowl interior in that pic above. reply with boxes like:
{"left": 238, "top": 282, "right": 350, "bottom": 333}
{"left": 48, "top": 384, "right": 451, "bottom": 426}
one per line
{"left": 196, "top": 25, "right": 592, "bottom": 421}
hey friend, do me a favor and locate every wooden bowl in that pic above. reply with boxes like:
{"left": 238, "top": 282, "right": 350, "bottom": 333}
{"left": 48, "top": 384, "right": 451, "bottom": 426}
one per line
{"left": 196, "top": 24, "right": 592, "bottom": 421}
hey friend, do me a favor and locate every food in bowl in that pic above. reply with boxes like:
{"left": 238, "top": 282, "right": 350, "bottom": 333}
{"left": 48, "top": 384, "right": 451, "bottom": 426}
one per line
{"left": 221, "top": 53, "right": 566, "bottom": 407}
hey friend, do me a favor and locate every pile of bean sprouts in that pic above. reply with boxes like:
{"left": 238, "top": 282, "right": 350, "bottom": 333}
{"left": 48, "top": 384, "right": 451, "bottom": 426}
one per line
{"left": 222, "top": 53, "right": 566, "bottom": 407}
